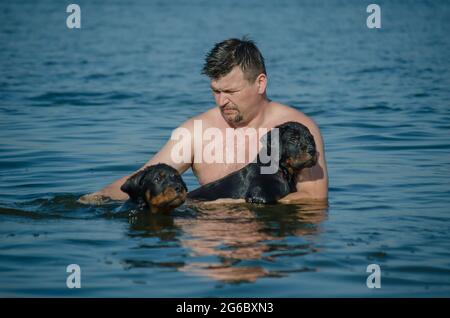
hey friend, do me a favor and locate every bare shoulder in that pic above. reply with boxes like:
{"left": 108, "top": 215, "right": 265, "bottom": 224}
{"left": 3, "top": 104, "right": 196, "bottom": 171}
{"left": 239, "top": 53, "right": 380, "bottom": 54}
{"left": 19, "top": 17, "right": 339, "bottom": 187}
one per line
{"left": 270, "top": 102, "right": 321, "bottom": 135}
{"left": 179, "top": 107, "right": 219, "bottom": 130}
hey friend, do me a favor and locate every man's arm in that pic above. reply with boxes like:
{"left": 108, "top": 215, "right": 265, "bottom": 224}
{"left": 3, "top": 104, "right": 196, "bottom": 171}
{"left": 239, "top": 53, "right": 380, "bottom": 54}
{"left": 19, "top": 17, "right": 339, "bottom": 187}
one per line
{"left": 78, "top": 120, "right": 194, "bottom": 204}
{"left": 279, "top": 117, "right": 328, "bottom": 203}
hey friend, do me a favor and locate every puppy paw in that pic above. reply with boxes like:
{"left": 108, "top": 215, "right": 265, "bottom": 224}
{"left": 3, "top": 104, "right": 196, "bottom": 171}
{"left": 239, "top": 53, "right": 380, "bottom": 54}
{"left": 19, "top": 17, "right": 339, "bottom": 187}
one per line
{"left": 245, "top": 196, "right": 268, "bottom": 204}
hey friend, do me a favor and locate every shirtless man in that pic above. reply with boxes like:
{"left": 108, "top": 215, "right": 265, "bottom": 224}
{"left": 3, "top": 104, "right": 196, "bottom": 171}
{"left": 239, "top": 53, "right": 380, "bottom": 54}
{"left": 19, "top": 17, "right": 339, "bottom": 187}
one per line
{"left": 79, "top": 38, "right": 328, "bottom": 204}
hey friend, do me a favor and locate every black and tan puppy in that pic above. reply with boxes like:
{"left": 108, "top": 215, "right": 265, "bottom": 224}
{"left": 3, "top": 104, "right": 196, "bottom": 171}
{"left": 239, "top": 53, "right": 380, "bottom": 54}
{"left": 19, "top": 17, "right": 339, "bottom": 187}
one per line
{"left": 120, "top": 163, "right": 187, "bottom": 213}
{"left": 188, "top": 121, "right": 317, "bottom": 204}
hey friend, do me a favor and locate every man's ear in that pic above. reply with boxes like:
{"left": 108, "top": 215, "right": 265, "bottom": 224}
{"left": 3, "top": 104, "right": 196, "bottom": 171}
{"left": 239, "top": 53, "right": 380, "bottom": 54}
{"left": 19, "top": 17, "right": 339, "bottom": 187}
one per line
{"left": 120, "top": 170, "right": 146, "bottom": 201}
{"left": 256, "top": 73, "right": 267, "bottom": 95}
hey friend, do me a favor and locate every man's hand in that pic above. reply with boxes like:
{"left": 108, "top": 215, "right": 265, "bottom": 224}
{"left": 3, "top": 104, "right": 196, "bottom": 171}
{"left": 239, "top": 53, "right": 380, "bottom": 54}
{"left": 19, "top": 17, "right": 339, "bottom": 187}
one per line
{"left": 77, "top": 193, "right": 112, "bottom": 205}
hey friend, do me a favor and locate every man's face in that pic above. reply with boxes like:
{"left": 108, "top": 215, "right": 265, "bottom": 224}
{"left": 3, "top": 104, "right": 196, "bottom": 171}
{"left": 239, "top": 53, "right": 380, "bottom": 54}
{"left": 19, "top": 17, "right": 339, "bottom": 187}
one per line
{"left": 210, "top": 66, "right": 263, "bottom": 127}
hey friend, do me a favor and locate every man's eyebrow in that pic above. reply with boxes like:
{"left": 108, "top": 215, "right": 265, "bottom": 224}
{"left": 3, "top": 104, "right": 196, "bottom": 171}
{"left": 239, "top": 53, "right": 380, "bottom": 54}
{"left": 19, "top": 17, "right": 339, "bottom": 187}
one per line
{"left": 210, "top": 85, "right": 238, "bottom": 93}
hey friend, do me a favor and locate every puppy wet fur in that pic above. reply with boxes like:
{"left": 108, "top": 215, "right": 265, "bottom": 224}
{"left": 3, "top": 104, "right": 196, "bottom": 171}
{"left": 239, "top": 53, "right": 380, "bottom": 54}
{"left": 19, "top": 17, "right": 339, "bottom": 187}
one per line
{"left": 188, "top": 121, "right": 317, "bottom": 204}
{"left": 121, "top": 163, "right": 187, "bottom": 213}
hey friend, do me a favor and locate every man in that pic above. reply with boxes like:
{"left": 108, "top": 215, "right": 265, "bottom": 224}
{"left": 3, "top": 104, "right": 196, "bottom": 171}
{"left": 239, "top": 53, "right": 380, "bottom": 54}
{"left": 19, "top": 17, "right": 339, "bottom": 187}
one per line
{"left": 80, "top": 38, "right": 328, "bottom": 204}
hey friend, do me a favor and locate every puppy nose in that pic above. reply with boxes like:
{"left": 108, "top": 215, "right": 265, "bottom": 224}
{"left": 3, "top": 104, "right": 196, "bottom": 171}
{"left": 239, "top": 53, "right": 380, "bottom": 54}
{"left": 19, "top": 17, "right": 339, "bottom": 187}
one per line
{"left": 175, "top": 185, "right": 183, "bottom": 193}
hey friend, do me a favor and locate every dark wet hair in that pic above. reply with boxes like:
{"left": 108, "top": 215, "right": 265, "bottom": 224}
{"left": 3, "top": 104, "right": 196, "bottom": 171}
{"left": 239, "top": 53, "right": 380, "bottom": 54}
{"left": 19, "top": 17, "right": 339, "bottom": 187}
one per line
{"left": 202, "top": 37, "right": 267, "bottom": 82}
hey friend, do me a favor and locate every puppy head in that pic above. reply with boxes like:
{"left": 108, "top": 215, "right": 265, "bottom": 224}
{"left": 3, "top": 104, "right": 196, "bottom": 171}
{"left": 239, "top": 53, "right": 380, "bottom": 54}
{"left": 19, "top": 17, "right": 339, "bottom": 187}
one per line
{"left": 279, "top": 122, "right": 317, "bottom": 171}
{"left": 120, "top": 163, "right": 187, "bottom": 213}
{"left": 264, "top": 122, "right": 317, "bottom": 172}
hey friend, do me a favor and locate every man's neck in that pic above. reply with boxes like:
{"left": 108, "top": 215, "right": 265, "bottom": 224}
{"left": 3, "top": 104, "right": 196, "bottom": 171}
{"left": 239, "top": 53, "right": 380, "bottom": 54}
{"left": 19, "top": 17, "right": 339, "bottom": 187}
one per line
{"left": 229, "top": 98, "right": 271, "bottom": 129}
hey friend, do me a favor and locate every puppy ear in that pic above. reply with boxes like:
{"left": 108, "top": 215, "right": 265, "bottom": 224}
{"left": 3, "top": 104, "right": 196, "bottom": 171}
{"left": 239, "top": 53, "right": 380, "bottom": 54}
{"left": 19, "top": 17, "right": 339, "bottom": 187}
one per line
{"left": 120, "top": 170, "right": 146, "bottom": 201}
{"left": 143, "top": 190, "right": 152, "bottom": 208}
{"left": 180, "top": 177, "right": 188, "bottom": 192}
{"left": 260, "top": 129, "right": 272, "bottom": 156}
{"left": 259, "top": 126, "right": 282, "bottom": 158}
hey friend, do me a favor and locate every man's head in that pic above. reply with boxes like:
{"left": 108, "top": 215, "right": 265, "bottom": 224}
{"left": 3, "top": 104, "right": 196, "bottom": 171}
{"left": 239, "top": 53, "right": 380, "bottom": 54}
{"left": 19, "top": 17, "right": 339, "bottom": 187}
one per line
{"left": 202, "top": 38, "right": 268, "bottom": 126}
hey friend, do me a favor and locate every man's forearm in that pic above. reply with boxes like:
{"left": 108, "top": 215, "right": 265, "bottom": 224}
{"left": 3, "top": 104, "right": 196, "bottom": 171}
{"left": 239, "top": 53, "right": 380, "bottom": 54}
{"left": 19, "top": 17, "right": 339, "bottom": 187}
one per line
{"left": 279, "top": 186, "right": 328, "bottom": 204}
{"left": 100, "top": 178, "right": 130, "bottom": 200}
{"left": 78, "top": 174, "right": 131, "bottom": 204}
{"left": 97, "top": 175, "right": 130, "bottom": 200}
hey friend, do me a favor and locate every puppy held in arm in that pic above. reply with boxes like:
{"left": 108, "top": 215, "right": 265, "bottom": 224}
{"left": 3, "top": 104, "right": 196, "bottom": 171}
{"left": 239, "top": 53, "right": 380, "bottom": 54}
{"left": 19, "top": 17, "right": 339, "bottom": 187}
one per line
{"left": 187, "top": 122, "right": 317, "bottom": 204}
{"left": 121, "top": 163, "right": 188, "bottom": 213}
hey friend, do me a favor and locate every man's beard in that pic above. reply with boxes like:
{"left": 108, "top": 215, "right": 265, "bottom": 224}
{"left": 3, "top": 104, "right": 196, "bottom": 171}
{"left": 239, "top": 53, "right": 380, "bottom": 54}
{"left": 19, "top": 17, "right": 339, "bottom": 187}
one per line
{"left": 220, "top": 106, "right": 243, "bottom": 124}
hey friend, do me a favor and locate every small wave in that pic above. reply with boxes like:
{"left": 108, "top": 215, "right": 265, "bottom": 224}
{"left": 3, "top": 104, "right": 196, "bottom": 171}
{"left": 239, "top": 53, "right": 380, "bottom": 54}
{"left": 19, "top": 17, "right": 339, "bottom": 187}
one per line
{"left": 351, "top": 66, "right": 400, "bottom": 75}
{"left": 27, "top": 91, "right": 140, "bottom": 107}
{"left": 358, "top": 103, "right": 404, "bottom": 112}
{"left": 0, "top": 206, "right": 71, "bottom": 220}
{"left": 1, "top": 194, "right": 123, "bottom": 220}
{"left": 360, "top": 143, "right": 450, "bottom": 152}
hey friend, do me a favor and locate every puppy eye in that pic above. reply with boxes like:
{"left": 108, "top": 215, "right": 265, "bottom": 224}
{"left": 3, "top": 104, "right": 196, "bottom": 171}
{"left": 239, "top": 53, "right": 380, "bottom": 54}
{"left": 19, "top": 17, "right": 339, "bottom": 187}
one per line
{"left": 154, "top": 176, "right": 161, "bottom": 183}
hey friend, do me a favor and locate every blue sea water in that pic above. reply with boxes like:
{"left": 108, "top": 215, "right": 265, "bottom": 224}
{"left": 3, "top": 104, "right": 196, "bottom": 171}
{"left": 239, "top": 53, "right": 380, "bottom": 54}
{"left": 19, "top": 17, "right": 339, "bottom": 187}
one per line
{"left": 1, "top": 0, "right": 450, "bottom": 297}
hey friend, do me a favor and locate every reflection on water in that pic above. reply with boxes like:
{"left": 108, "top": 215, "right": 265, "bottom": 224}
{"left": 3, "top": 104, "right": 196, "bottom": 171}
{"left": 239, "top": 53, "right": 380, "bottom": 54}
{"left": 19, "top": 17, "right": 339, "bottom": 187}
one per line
{"left": 127, "top": 202, "right": 327, "bottom": 283}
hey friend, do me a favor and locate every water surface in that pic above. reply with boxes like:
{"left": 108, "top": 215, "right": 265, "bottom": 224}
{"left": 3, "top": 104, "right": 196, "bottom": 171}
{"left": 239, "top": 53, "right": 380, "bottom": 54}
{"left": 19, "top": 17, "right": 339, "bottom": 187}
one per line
{"left": 1, "top": 0, "right": 450, "bottom": 297}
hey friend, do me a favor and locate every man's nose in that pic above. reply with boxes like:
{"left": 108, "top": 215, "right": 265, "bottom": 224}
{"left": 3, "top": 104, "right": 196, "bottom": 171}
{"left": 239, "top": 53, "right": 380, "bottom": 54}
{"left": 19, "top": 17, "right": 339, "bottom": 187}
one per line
{"left": 217, "top": 92, "right": 230, "bottom": 107}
